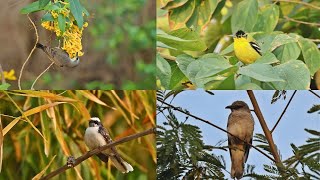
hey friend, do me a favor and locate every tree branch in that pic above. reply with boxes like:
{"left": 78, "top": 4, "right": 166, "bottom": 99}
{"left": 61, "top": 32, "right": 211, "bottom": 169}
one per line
{"left": 309, "top": 90, "right": 320, "bottom": 99}
{"left": 40, "top": 128, "right": 156, "bottom": 180}
{"left": 271, "top": 90, "right": 297, "bottom": 133}
{"left": 247, "top": 91, "right": 283, "bottom": 166}
{"left": 274, "top": 0, "right": 320, "bottom": 10}
{"left": 158, "top": 99, "right": 276, "bottom": 163}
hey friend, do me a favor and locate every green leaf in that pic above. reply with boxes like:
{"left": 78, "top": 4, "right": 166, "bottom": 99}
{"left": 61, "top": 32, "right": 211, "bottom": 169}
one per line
{"left": 70, "top": 0, "right": 84, "bottom": 28}
{"left": 0, "top": 83, "right": 10, "bottom": 90}
{"left": 239, "top": 63, "right": 284, "bottom": 82}
{"left": 43, "top": 4, "right": 60, "bottom": 11}
{"left": 273, "top": 60, "right": 310, "bottom": 89}
{"left": 20, "top": 1, "right": 42, "bottom": 14}
{"left": 253, "top": 4, "right": 279, "bottom": 33}
{"left": 58, "top": 14, "right": 66, "bottom": 34}
{"left": 157, "top": 54, "right": 172, "bottom": 89}
{"left": 168, "top": 0, "right": 195, "bottom": 30}
{"left": 231, "top": 0, "right": 258, "bottom": 33}
{"left": 215, "top": 74, "right": 235, "bottom": 90}
{"left": 270, "top": 34, "right": 298, "bottom": 51}
{"left": 82, "top": 6, "right": 90, "bottom": 16}
{"left": 169, "top": 61, "right": 187, "bottom": 89}
{"left": 157, "top": 28, "right": 207, "bottom": 52}
{"left": 39, "top": 0, "right": 50, "bottom": 8}
{"left": 237, "top": 83, "right": 262, "bottom": 90}
{"left": 41, "top": 13, "right": 54, "bottom": 22}
{"left": 298, "top": 38, "right": 320, "bottom": 75}
{"left": 161, "top": 0, "right": 188, "bottom": 9}
{"left": 255, "top": 52, "right": 280, "bottom": 65}
{"left": 273, "top": 42, "right": 300, "bottom": 63}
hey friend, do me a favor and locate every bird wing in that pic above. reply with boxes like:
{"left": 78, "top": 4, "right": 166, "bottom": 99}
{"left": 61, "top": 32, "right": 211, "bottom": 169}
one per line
{"left": 96, "top": 153, "right": 109, "bottom": 163}
{"left": 244, "top": 137, "right": 252, "bottom": 163}
{"left": 98, "top": 126, "right": 127, "bottom": 170}
{"left": 249, "top": 42, "right": 262, "bottom": 55}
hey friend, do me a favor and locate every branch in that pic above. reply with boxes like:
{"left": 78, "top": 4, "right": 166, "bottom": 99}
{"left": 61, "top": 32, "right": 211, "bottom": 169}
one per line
{"left": 274, "top": 0, "right": 320, "bottom": 10}
{"left": 18, "top": 14, "right": 39, "bottom": 90}
{"left": 40, "top": 128, "right": 156, "bottom": 180}
{"left": 247, "top": 91, "right": 283, "bottom": 166}
{"left": 283, "top": 16, "right": 320, "bottom": 27}
{"left": 158, "top": 99, "right": 276, "bottom": 163}
{"left": 309, "top": 90, "right": 320, "bottom": 99}
{"left": 0, "top": 64, "right": 5, "bottom": 84}
{"left": 271, "top": 90, "right": 297, "bottom": 133}
{"left": 159, "top": 53, "right": 176, "bottom": 61}
{"left": 31, "top": 62, "right": 54, "bottom": 90}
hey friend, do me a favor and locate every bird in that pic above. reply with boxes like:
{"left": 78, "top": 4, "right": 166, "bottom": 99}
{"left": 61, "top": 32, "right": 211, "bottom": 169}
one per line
{"left": 233, "top": 30, "right": 262, "bottom": 64}
{"left": 226, "top": 101, "right": 254, "bottom": 179}
{"left": 84, "top": 117, "right": 134, "bottom": 173}
{"left": 36, "top": 43, "right": 80, "bottom": 68}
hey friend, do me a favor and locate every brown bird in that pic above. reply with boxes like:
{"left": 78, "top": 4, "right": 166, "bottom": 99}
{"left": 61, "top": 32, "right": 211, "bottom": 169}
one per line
{"left": 226, "top": 101, "right": 254, "bottom": 179}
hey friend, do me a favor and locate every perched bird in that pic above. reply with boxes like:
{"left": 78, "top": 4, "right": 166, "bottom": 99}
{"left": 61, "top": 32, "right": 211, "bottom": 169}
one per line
{"left": 226, "top": 101, "right": 254, "bottom": 179}
{"left": 36, "top": 43, "right": 80, "bottom": 68}
{"left": 233, "top": 30, "right": 262, "bottom": 64}
{"left": 84, "top": 117, "right": 133, "bottom": 173}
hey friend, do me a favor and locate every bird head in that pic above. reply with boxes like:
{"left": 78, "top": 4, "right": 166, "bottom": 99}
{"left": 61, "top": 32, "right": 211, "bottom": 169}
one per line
{"left": 226, "top": 101, "right": 250, "bottom": 111}
{"left": 235, "top": 30, "right": 247, "bottom": 39}
{"left": 89, "top": 117, "right": 102, "bottom": 127}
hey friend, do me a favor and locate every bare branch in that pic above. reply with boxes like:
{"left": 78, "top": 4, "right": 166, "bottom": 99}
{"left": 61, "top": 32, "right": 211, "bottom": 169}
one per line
{"left": 273, "top": 0, "right": 320, "bottom": 10}
{"left": 158, "top": 99, "right": 276, "bottom": 163}
{"left": 271, "top": 90, "right": 297, "bottom": 133}
{"left": 0, "top": 64, "right": 5, "bottom": 84}
{"left": 31, "top": 62, "right": 54, "bottom": 90}
{"left": 247, "top": 91, "right": 283, "bottom": 166}
{"left": 309, "top": 90, "right": 320, "bottom": 99}
{"left": 40, "top": 128, "right": 156, "bottom": 180}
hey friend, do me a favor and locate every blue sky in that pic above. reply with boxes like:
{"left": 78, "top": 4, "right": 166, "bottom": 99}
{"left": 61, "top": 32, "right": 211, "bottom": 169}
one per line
{"left": 157, "top": 90, "right": 320, "bottom": 178}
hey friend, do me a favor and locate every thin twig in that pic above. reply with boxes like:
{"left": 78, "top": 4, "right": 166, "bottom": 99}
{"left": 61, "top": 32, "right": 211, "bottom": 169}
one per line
{"left": 271, "top": 90, "right": 297, "bottom": 133}
{"left": 274, "top": 0, "right": 320, "bottom": 10}
{"left": 158, "top": 99, "right": 276, "bottom": 163}
{"left": 159, "top": 53, "right": 176, "bottom": 61}
{"left": 309, "top": 90, "right": 320, "bottom": 98}
{"left": 18, "top": 14, "right": 39, "bottom": 90}
{"left": 283, "top": 16, "right": 320, "bottom": 26}
{"left": 247, "top": 91, "right": 283, "bottom": 166}
{"left": 40, "top": 128, "right": 156, "bottom": 180}
{"left": 31, "top": 62, "right": 54, "bottom": 90}
{"left": 0, "top": 64, "right": 5, "bottom": 84}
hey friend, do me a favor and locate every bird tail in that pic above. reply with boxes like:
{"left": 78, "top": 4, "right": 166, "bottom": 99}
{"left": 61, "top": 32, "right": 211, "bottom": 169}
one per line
{"left": 231, "top": 146, "right": 245, "bottom": 179}
{"left": 110, "top": 155, "right": 133, "bottom": 173}
{"left": 36, "top": 43, "right": 45, "bottom": 50}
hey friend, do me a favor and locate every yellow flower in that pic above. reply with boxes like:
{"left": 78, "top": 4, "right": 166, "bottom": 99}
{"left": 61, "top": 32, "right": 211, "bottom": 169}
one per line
{"left": 1, "top": 69, "right": 17, "bottom": 80}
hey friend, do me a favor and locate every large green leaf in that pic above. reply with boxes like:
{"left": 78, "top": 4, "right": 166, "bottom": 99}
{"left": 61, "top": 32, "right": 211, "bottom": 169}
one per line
{"left": 231, "top": 0, "right": 258, "bottom": 33}
{"left": 255, "top": 52, "right": 280, "bottom": 65}
{"left": 239, "top": 63, "right": 284, "bottom": 82}
{"left": 157, "top": 28, "right": 207, "bottom": 51}
{"left": 273, "top": 60, "right": 310, "bottom": 89}
{"left": 157, "top": 54, "right": 172, "bottom": 89}
{"left": 253, "top": 4, "right": 279, "bottom": 33}
{"left": 237, "top": 83, "right": 262, "bottom": 90}
{"left": 169, "top": 61, "right": 187, "bottom": 89}
{"left": 273, "top": 42, "right": 300, "bottom": 63}
{"left": 70, "top": 0, "right": 83, "bottom": 28}
{"left": 161, "top": 0, "right": 189, "bottom": 9}
{"left": 298, "top": 38, "right": 320, "bottom": 75}
{"left": 20, "top": 1, "right": 42, "bottom": 14}
{"left": 39, "top": 0, "right": 50, "bottom": 8}
{"left": 169, "top": 0, "right": 195, "bottom": 30}
{"left": 57, "top": 14, "right": 66, "bottom": 34}
{"left": 270, "top": 34, "right": 298, "bottom": 51}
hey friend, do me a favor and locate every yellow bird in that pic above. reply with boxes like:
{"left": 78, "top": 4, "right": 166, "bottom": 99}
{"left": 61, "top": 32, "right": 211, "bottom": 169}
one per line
{"left": 233, "top": 30, "right": 262, "bottom": 64}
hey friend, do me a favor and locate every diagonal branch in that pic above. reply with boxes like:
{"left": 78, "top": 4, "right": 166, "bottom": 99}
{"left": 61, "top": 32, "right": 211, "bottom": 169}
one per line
{"left": 271, "top": 90, "right": 297, "bottom": 133}
{"left": 158, "top": 99, "right": 276, "bottom": 163}
{"left": 40, "top": 128, "right": 156, "bottom": 180}
{"left": 309, "top": 90, "right": 320, "bottom": 99}
{"left": 247, "top": 91, "right": 283, "bottom": 166}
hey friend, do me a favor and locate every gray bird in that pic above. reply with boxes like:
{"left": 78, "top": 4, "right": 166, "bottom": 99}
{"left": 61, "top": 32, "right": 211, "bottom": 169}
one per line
{"left": 84, "top": 117, "right": 133, "bottom": 173}
{"left": 226, "top": 101, "right": 254, "bottom": 179}
{"left": 36, "top": 43, "right": 80, "bottom": 68}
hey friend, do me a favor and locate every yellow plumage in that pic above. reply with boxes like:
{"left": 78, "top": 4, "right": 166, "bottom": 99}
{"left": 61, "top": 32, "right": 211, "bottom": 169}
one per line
{"left": 233, "top": 30, "right": 261, "bottom": 64}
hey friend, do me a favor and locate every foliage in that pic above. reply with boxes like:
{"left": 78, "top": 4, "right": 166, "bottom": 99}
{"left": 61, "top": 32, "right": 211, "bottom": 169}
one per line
{"left": 0, "top": 90, "right": 156, "bottom": 180}
{"left": 157, "top": 0, "right": 320, "bottom": 90}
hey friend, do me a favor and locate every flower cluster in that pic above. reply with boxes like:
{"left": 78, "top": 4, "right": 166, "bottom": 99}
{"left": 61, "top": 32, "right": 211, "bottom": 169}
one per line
{"left": 41, "top": 10, "right": 88, "bottom": 59}
{"left": 0, "top": 69, "right": 17, "bottom": 80}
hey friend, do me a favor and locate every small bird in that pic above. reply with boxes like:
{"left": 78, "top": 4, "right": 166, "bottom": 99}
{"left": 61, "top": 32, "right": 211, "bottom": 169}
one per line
{"left": 36, "top": 43, "right": 80, "bottom": 68}
{"left": 233, "top": 30, "right": 261, "bottom": 64}
{"left": 226, "top": 101, "right": 254, "bottom": 179}
{"left": 84, "top": 117, "right": 133, "bottom": 173}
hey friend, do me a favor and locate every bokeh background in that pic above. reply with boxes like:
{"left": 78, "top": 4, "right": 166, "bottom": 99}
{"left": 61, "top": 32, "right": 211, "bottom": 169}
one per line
{"left": 0, "top": 0, "right": 155, "bottom": 90}
{"left": 0, "top": 90, "right": 156, "bottom": 179}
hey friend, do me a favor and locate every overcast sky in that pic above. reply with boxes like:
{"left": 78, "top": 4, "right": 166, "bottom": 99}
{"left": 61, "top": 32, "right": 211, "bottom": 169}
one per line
{"left": 157, "top": 90, "right": 320, "bottom": 179}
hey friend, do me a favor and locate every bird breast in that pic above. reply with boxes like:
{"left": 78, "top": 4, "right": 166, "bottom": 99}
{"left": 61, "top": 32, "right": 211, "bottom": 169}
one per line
{"left": 84, "top": 127, "right": 107, "bottom": 149}
{"left": 227, "top": 111, "right": 254, "bottom": 141}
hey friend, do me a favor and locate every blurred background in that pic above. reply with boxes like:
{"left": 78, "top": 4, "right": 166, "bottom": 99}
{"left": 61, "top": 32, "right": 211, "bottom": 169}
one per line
{"left": 1, "top": 0, "right": 155, "bottom": 90}
{"left": 0, "top": 90, "right": 156, "bottom": 179}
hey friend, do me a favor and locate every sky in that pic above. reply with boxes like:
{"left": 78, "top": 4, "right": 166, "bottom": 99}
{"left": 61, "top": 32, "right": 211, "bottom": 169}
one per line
{"left": 157, "top": 90, "right": 320, "bottom": 179}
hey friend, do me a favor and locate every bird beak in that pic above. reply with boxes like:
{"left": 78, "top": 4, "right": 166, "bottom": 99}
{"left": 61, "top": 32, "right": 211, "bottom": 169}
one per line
{"left": 225, "top": 105, "right": 232, "bottom": 109}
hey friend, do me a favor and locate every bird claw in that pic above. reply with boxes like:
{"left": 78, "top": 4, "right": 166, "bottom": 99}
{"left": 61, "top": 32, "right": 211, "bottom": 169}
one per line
{"left": 66, "top": 156, "right": 76, "bottom": 167}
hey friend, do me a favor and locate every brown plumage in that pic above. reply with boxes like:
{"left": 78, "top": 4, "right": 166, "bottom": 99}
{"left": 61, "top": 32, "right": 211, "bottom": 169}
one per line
{"left": 226, "top": 101, "right": 254, "bottom": 179}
